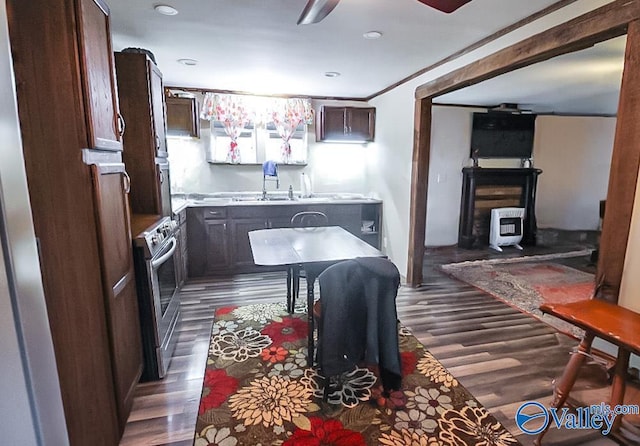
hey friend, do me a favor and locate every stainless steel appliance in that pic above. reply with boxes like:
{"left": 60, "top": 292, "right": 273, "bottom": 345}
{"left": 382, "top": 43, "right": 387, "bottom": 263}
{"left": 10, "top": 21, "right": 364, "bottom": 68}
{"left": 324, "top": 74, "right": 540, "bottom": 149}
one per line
{"left": 132, "top": 216, "right": 180, "bottom": 381}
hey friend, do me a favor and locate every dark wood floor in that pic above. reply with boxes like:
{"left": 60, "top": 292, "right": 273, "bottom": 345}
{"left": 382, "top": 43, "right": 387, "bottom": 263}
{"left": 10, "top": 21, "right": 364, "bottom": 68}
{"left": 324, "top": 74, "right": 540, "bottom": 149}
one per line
{"left": 121, "top": 240, "right": 628, "bottom": 446}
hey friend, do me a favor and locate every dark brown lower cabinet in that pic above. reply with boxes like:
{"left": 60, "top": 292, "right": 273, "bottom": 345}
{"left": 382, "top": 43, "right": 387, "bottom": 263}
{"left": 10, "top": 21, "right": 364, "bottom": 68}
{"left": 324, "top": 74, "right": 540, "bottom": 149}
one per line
{"left": 91, "top": 162, "right": 143, "bottom": 430}
{"left": 187, "top": 202, "right": 382, "bottom": 277}
{"left": 187, "top": 207, "right": 231, "bottom": 276}
{"left": 231, "top": 218, "right": 269, "bottom": 268}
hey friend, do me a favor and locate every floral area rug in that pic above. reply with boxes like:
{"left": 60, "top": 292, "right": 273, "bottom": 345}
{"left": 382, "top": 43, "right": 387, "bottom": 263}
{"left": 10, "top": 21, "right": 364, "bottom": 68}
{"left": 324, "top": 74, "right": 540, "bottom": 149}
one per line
{"left": 440, "top": 257, "right": 595, "bottom": 338}
{"left": 194, "top": 303, "right": 520, "bottom": 446}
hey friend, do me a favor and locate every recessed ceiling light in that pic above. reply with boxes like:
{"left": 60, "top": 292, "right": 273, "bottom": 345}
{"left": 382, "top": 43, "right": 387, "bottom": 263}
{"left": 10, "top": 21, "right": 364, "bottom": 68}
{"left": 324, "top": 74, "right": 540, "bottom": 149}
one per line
{"left": 363, "top": 31, "right": 383, "bottom": 40}
{"left": 177, "top": 58, "right": 198, "bottom": 66}
{"left": 154, "top": 4, "right": 178, "bottom": 15}
{"left": 324, "top": 71, "right": 341, "bottom": 78}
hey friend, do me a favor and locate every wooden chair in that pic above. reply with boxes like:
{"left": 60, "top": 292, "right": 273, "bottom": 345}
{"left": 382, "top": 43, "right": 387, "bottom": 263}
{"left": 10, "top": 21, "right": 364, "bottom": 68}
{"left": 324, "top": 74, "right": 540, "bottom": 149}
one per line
{"left": 535, "top": 299, "right": 640, "bottom": 444}
{"left": 286, "top": 211, "right": 329, "bottom": 313}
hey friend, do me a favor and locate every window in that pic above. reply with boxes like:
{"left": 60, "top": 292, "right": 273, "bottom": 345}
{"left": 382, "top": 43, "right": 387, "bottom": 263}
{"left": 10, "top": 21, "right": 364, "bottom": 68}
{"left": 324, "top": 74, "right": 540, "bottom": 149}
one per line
{"left": 207, "top": 120, "right": 257, "bottom": 163}
{"left": 200, "top": 93, "right": 312, "bottom": 165}
{"left": 264, "top": 122, "right": 308, "bottom": 165}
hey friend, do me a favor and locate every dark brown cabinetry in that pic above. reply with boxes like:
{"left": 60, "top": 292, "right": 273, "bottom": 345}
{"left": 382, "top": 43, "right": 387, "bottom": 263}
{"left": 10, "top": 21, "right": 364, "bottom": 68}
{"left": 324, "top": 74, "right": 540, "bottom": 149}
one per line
{"left": 318, "top": 106, "right": 375, "bottom": 142}
{"left": 458, "top": 167, "right": 542, "bottom": 249}
{"left": 166, "top": 96, "right": 201, "bottom": 137}
{"left": 187, "top": 207, "right": 231, "bottom": 276}
{"left": 91, "top": 162, "right": 142, "bottom": 430}
{"left": 115, "top": 52, "right": 171, "bottom": 215}
{"left": 174, "top": 208, "right": 188, "bottom": 287}
{"left": 187, "top": 202, "right": 382, "bottom": 277}
{"left": 77, "top": 0, "right": 123, "bottom": 151}
{"left": 228, "top": 207, "right": 292, "bottom": 268}
{"left": 8, "top": 0, "right": 139, "bottom": 443}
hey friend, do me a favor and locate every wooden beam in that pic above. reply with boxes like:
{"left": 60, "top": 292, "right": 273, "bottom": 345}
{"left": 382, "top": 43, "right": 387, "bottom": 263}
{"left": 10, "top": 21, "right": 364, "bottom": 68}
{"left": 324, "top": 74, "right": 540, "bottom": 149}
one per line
{"left": 415, "top": 0, "right": 639, "bottom": 100}
{"left": 596, "top": 19, "right": 640, "bottom": 303}
{"left": 407, "top": 98, "right": 432, "bottom": 287}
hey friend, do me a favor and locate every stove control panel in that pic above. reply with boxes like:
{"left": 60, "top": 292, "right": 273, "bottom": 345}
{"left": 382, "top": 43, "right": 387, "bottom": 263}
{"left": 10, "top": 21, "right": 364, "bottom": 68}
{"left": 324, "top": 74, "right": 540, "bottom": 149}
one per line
{"left": 134, "top": 217, "right": 179, "bottom": 258}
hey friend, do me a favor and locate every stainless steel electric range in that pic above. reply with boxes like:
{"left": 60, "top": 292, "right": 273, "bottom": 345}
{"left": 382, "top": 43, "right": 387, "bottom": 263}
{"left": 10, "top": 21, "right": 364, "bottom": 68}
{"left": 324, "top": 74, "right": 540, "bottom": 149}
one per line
{"left": 132, "top": 215, "right": 180, "bottom": 381}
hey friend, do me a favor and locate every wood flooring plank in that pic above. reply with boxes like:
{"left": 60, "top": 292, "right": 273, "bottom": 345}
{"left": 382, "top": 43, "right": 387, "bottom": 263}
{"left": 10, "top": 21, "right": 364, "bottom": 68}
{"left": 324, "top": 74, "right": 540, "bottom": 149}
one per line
{"left": 121, "top": 248, "right": 625, "bottom": 446}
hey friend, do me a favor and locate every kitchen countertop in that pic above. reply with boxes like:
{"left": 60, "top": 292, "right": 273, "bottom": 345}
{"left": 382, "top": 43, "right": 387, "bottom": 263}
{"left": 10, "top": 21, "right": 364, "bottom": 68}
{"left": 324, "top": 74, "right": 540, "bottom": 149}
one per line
{"left": 172, "top": 193, "right": 381, "bottom": 215}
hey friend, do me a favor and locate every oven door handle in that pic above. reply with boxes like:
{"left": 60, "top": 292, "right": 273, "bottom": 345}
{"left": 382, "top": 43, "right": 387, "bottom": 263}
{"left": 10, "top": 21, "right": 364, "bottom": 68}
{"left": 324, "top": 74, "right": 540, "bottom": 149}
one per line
{"left": 151, "top": 237, "right": 177, "bottom": 270}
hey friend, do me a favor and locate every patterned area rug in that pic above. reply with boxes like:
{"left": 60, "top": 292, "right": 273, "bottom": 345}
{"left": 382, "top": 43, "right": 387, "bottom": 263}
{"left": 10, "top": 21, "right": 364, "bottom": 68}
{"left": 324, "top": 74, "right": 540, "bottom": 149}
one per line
{"left": 440, "top": 253, "right": 595, "bottom": 337}
{"left": 195, "top": 303, "right": 520, "bottom": 446}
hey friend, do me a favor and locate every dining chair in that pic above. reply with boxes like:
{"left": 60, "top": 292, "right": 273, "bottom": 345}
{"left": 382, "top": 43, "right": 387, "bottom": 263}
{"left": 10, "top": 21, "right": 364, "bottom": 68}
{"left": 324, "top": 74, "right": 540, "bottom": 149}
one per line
{"left": 287, "top": 211, "right": 329, "bottom": 313}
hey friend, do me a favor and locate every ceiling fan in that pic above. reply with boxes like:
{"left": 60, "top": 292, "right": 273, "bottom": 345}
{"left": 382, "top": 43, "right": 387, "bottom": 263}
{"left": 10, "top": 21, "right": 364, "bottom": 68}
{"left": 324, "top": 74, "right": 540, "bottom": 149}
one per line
{"left": 297, "top": 0, "right": 472, "bottom": 25}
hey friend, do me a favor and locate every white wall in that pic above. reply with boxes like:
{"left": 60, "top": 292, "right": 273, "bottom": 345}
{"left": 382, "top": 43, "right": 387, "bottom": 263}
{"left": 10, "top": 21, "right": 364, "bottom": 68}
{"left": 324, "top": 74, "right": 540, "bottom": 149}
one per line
{"left": 609, "top": 167, "right": 640, "bottom": 369}
{"left": 425, "top": 107, "right": 475, "bottom": 246}
{"left": 619, "top": 167, "right": 640, "bottom": 313}
{"left": 534, "top": 116, "right": 616, "bottom": 230}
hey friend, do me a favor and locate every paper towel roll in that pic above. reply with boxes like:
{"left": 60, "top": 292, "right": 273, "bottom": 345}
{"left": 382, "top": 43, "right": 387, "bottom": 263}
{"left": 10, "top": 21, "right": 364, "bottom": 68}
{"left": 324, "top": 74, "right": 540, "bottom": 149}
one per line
{"left": 300, "top": 173, "right": 311, "bottom": 198}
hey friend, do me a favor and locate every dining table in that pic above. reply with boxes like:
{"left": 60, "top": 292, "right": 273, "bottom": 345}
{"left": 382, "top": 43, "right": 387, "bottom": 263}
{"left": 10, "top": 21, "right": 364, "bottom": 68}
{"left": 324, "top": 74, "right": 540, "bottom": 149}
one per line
{"left": 248, "top": 225, "right": 384, "bottom": 363}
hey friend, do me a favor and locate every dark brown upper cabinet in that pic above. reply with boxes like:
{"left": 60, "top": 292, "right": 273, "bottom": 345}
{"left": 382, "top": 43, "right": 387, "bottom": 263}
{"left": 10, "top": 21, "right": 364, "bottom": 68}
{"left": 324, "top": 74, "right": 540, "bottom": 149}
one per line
{"left": 317, "top": 106, "right": 375, "bottom": 143}
{"left": 166, "top": 96, "right": 201, "bottom": 138}
{"left": 77, "top": 0, "right": 123, "bottom": 151}
{"left": 115, "top": 52, "right": 173, "bottom": 216}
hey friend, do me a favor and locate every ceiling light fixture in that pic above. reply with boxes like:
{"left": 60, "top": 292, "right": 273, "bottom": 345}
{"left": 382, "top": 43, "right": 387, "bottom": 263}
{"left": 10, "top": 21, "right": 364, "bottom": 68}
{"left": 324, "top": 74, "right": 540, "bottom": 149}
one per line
{"left": 324, "top": 71, "right": 341, "bottom": 78}
{"left": 363, "top": 31, "right": 383, "bottom": 39}
{"left": 154, "top": 4, "right": 178, "bottom": 15}
{"left": 177, "top": 58, "right": 198, "bottom": 66}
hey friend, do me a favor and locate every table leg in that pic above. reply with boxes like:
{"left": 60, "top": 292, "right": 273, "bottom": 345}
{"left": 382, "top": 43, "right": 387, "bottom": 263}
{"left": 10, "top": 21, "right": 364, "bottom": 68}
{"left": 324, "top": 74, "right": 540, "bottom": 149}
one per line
{"left": 307, "top": 276, "right": 315, "bottom": 366}
{"left": 286, "top": 267, "right": 292, "bottom": 313}
{"left": 535, "top": 332, "right": 595, "bottom": 446}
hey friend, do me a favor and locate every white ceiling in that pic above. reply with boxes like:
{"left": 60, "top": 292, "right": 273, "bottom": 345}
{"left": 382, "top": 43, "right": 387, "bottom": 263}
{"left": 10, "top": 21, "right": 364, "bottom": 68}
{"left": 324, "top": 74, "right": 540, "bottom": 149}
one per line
{"left": 107, "top": 0, "right": 624, "bottom": 115}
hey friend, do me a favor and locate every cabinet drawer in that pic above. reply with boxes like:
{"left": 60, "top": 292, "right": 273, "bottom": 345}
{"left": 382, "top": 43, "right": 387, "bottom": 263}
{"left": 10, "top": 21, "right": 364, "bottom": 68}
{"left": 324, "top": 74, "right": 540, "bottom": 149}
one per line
{"left": 203, "top": 207, "right": 227, "bottom": 219}
{"left": 229, "top": 205, "right": 297, "bottom": 219}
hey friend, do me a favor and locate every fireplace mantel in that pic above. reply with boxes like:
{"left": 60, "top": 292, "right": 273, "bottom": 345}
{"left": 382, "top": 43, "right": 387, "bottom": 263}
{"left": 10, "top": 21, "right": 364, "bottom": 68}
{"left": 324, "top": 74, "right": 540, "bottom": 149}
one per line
{"left": 458, "top": 167, "right": 542, "bottom": 249}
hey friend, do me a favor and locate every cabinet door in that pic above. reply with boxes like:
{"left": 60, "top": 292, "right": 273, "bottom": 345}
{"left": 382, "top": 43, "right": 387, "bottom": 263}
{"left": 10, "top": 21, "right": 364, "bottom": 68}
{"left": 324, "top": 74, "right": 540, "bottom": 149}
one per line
{"left": 174, "top": 226, "right": 184, "bottom": 287}
{"left": 318, "top": 106, "right": 375, "bottom": 142}
{"left": 166, "top": 96, "right": 201, "bottom": 137}
{"left": 319, "top": 106, "right": 347, "bottom": 141}
{"left": 231, "top": 218, "right": 268, "bottom": 267}
{"left": 348, "top": 107, "right": 375, "bottom": 142}
{"left": 149, "top": 61, "right": 168, "bottom": 157}
{"left": 77, "top": 0, "right": 122, "bottom": 151}
{"left": 180, "top": 220, "right": 188, "bottom": 281}
{"left": 205, "top": 220, "right": 231, "bottom": 272}
{"left": 187, "top": 208, "right": 229, "bottom": 276}
{"left": 90, "top": 161, "right": 142, "bottom": 432}
{"left": 158, "top": 162, "right": 172, "bottom": 217}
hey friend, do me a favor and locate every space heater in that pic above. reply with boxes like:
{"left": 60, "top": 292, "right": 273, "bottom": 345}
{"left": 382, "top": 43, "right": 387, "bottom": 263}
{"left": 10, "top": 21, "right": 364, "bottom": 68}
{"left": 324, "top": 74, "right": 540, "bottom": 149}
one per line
{"left": 489, "top": 207, "right": 525, "bottom": 252}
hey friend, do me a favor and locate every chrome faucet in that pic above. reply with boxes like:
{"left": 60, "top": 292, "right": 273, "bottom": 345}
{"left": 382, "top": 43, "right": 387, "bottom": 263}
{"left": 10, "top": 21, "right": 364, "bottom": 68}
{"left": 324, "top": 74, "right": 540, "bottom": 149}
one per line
{"left": 262, "top": 174, "right": 279, "bottom": 200}
{"left": 262, "top": 160, "right": 279, "bottom": 200}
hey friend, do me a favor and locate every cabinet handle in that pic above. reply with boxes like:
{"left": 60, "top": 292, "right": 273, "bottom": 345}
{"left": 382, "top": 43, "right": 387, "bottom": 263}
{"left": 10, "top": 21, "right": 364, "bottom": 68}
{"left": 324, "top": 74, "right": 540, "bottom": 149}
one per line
{"left": 159, "top": 169, "right": 164, "bottom": 184}
{"left": 117, "top": 113, "right": 126, "bottom": 137}
{"left": 123, "top": 170, "right": 131, "bottom": 194}
{"left": 156, "top": 134, "right": 161, "bottom": 152}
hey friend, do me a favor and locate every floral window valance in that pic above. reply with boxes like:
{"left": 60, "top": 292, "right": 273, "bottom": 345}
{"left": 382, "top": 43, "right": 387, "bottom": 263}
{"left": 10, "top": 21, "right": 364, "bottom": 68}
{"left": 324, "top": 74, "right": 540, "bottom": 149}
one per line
{"left": 200, "top": 93, "right": 314, "bottom": 164}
